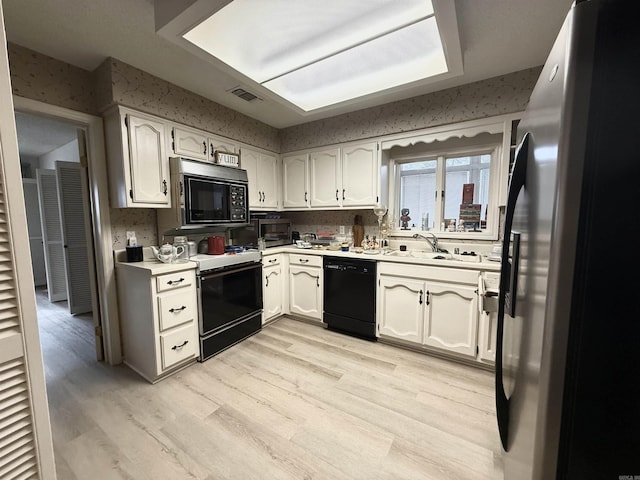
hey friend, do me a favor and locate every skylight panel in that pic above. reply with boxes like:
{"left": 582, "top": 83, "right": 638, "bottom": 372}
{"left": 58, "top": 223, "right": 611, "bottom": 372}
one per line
{"left": 183, "top": 0, "right": 452, "bottom": 111}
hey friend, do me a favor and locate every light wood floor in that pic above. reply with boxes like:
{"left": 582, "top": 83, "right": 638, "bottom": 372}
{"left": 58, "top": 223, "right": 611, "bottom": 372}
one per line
{"left": 36, "top": 289, "right": 504, "bottom": 480}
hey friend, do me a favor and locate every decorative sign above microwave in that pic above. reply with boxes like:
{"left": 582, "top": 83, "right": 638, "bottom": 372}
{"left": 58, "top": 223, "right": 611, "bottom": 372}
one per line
{"left": 215, "top": 151, "right": 240, "bottom": 168}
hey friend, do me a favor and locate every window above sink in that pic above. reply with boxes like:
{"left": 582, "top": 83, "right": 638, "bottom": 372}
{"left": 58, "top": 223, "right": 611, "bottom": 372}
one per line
{"left": 381, "top": 113, "right": 521, "bottom": 241}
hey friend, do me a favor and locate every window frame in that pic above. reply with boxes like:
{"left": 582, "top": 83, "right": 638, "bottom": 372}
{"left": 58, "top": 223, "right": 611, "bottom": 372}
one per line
{"left": 389, "top": 141, "right": 503, "bottom": 240}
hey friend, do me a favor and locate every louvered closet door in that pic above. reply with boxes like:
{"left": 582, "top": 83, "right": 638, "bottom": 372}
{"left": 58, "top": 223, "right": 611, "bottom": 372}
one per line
{"left": 56, "top": 161, "right": 92, "bottom": 315}
{"left": 0, "top": 170, "right": 55, "bottom": 479}
{"left": 36, "top": 169, "right": 67, "bottom": 303}
{"left": 21, "top": 179, "right": 46, "bottom": 287}
{"left": 0, "top": 3, "right": 56, "bottom": 477}
{"left": 0, "top": 183, "right": 37, "bottom": 477}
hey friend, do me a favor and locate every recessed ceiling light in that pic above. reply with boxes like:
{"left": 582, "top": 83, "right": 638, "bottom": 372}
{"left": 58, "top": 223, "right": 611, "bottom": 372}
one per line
{"left": 183, "top": 0, "right": 459, "bottom": 112}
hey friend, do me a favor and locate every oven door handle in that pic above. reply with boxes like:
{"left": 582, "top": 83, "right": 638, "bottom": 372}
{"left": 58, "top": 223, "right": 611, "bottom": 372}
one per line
{"left": 199, "top": 262, "right": 261, "bottom": 281}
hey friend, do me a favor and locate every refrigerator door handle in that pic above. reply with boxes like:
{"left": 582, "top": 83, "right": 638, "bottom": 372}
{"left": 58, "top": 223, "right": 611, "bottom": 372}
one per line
{"left": 495, "top": 131, "right": 529, "bottom": 450}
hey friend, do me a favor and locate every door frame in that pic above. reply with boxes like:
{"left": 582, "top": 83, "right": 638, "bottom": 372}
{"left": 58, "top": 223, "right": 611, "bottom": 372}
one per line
{"left": 13, "top": 96, "right": 122, "bottom": 365}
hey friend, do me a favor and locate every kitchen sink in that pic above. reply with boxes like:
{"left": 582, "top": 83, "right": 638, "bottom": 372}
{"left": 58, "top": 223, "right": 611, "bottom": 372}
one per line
{"left": 451, "top": 253, "right": 482, "bottom": 263}
{"left": 386, "top": 250, "right": 482, "bottom": 263}
{"left": 409, "top": 251, "right": 453, "bottom": 260}
{"left": 387, "top": 250, "right": 452, "bottom": 260}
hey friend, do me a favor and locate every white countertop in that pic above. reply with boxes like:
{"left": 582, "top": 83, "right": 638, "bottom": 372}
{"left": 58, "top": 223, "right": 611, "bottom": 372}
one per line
{"left": 114, "top": 245, "right": 502, "bottom": 272}
{"left": 263, "top": 245, "right": 501, "bottom": 271}
{"left": 114, "top": 248, "right": 198, "bottom": 275}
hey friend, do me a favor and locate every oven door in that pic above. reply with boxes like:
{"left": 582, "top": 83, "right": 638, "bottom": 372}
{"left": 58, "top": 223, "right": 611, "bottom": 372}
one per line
{"left": 197, "top": 262, "right": 263, "bottom": 335}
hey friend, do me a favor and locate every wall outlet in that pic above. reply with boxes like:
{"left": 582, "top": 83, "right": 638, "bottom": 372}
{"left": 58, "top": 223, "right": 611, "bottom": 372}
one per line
{"left": 126, "top": 231, "right": 136, "bottom": 240}
{"left": 339, "top": 225, "right": 345, "bottom": 235}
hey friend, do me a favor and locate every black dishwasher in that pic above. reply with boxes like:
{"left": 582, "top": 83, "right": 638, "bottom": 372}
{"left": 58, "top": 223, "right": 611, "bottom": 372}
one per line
{"left": 323, "top": 256, "right": 377, "bottom": 340}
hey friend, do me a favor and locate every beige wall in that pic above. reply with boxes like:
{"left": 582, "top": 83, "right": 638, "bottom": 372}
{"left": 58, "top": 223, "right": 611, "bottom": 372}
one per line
{"left": 8, "top": 45, "right": 279, "bottom": 249}
{"left": 8, "top": 43, "right": 97, "bottom": 114}
{"left": 8, "top": 43, "right": 538, "bottom": 249}
{"left": 280, "top": 67, "right": 539, "bottom": 152}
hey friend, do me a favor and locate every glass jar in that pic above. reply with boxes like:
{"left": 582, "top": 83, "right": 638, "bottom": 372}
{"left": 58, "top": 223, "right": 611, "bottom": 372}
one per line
{"left": 173, "top": 236, "right": 189, "bottom": 261}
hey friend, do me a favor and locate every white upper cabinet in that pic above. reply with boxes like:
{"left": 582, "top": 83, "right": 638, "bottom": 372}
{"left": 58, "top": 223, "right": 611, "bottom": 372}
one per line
{"left": 171, "top": 125, "right": 208, "bottom": 161}
{"left": 342, "top": 142, "right": 379, "bottom": 206}
{"left": 208, "top": 136, "right": 238, "bottom": 160}
{"left": 242, "top": 146, "right": 280, "bottom": 210}
{"left": 171, "top": 125, "right": 238, "bottom": 163}
{"left": 310, "top": 148, "right": 341, "bottom": 208}
{"left": 282, "top": 141, "right": 380, "bottom": 210}
{"left": 104, "top": 106, "right": 171, "bottom": 208}
{"left": 282, "top": 153, "right": 309, "bottom": 208}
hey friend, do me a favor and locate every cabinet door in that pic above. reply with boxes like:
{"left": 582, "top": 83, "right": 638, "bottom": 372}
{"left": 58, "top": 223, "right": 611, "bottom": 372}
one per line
{"left": 310, "top": 148, "right": 341, "bottom": 208}
{"left": 342, "top": 142, "right": 379, "bottom": 206}
{"left": 127, "top": 114, "right": 171, "bottom": 206}
{"left": 289, "top": 265, "right": 322, "bottom": 320}
{"left": 241, "top": 147, "right": 260, "bottom": 208}
{"left": 282, "top": 153, "right": 309, "bottom": 208}
{"left": 208, "top": 136, "right": 237, "bottom": 162}
{"left": 171, "top": 126, "right": 208, "bottom": 160}
{"left": 378, "top": 276, "right": 425, "bottom": 343}
{"left": 263, "top": 263, "right": 283, "bottom": 323}
{"left": 260, "top": 152, "right": 279, "bottom": 209}
{"left": 424, "top": 281, "right": 479, "bottom": 358}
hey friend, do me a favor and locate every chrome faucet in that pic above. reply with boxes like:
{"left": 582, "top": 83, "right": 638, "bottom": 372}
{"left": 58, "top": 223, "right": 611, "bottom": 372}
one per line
{"left": 412, "top": 232, "right": 448, "bottom": 253}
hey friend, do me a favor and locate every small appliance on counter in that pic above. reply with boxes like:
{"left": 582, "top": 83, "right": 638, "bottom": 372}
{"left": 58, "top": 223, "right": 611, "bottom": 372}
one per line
{"left": 125, "top": 232, "right": 143, "bottom": 262}
{"left": 312, "top": 232, "right": 335, "bottom": 247}
{"left": 232, "top": 216, "right": 292, "bottom": 248}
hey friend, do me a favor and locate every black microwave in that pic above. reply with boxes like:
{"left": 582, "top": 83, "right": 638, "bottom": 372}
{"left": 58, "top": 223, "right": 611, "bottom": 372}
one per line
{"left": 157, "top": 157, "right": 249, "bottom": 233}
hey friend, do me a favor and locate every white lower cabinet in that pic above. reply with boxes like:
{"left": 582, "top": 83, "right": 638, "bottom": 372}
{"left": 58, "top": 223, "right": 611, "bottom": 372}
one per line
{"left": 116, "top": 262, "right": 199, "bottom": 383}
{"left": 263, "top": 253, "right": 285, "bottom": 324}
{"left": 378, "top": 276, "right": 424, "bottom": 343}
{"left": 378, "top": 262, "right": 480, "bottom": 360}
{"left": 288, "top": 254, "right": 323, "bottom": 321}
{"left": 423, "top": 280, "right": 479, "bottom": 358}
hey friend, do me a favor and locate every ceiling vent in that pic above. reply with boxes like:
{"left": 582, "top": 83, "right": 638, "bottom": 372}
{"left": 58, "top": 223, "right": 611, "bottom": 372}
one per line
{"left": 229, "top": 87, "right": 261, "bottom": 102}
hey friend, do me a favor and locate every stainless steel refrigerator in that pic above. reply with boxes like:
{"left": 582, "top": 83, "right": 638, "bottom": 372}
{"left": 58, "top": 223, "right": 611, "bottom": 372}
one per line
{"left": 496, "top": 1, "right": 640, "bottom": 478}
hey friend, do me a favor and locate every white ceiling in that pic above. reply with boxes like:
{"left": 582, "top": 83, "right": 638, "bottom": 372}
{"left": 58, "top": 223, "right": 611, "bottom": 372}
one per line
{"left": 14, "top": 112, "right": 79, "bottom": 157}
{"left": 4, "top": 0, "right": 574, "bottom": 130}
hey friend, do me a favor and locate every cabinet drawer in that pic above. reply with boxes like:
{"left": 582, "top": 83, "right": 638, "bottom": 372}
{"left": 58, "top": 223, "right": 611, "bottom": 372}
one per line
{"left": 263, "top": 254, "right": 281, "bottom": 267}
{"left": 156, "top": 270, "right": 195, "bottom": 292}
{"left": 158, "top": 289, "right": 197, "bottom": 331}
{"left": 289, "top": 254, "right": 322, "bottom": 267}
{"left": 160, "top": 322, "right": 197, "bottom": 371}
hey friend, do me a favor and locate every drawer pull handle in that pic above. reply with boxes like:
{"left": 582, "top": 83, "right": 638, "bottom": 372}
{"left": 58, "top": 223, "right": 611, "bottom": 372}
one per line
{"left": 171, "top": 340, "right": 188, "bottom": 351}
{"left": 268, "top": 258, "right": 277, "bottom": 263}
{"left": 169, "top": 306, "right": 187, "bottom": 313}
{"left": 167, "top": 278, "right": 185, "bottom": 285}
{"left": 299, "top": 259, "right": 309, "bottom": 263}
